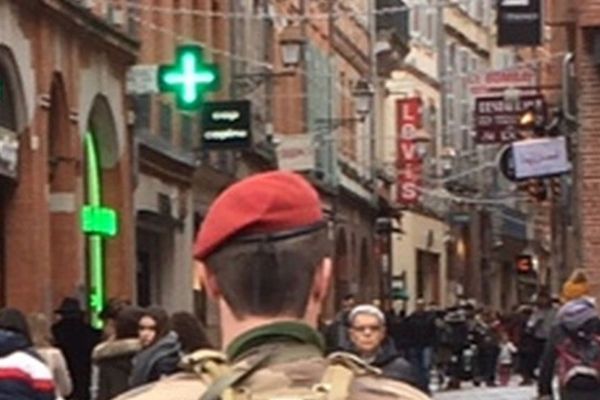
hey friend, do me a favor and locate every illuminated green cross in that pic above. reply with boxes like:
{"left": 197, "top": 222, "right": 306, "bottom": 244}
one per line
{"left": 158, "top": 45, "right": 220, "bottom": 110}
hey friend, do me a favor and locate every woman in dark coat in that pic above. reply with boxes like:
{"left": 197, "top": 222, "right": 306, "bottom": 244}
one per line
{"left": 170, "top": 312, "right": 212, "bottom": 354}
{"left": 92, "top": 306, "right": 144, "bottom": 400}
{"left": 129, "top": 307, "right": 181, "bottom": 388}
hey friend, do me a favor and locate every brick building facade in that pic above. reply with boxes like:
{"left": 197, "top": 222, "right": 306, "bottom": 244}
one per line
{"left": 0, "top": 0, "right": 136, "bottom": 318}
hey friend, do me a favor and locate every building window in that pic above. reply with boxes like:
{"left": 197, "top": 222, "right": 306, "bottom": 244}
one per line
{"left": 159, "top": 103, "right": 172, "bottom": 141}
{"left": 180, "top": 114, "right": 194, "bottom": 150}
{"left": 132, "top": 94, "right": 151, "bottom": 132}
{"left": 447, "top": 43, "right": 456, "bottom": 72}
{"left": 410, "top": 3, "right": 421, "bottom": 39}
{"left": 424, "top": 2, "right": 436, "bottom": 44}
{"left": 0, "top": 65, "right": 16, "bottom": 130}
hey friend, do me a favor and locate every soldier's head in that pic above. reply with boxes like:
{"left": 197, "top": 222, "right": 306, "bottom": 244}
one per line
{"left": 194, "top": 172, "right": 332, "bottom": 330}
{"left": 348, "top": 304, "right": 386, "bottom": 356}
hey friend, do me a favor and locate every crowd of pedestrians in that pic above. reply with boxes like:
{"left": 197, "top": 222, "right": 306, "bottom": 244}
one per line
{"left": 0, "top": 268, "right": 599, "bottom": 399}
{"left": 321, "top": 269, "right": 600, "bottom": 399}
{"left": 0, "top": 298, "right": 212, "bottom": 400}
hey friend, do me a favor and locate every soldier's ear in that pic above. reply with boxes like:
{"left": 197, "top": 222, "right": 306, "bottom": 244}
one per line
{"left": 312, "top": 257, "right": 332, "bottom": 301}
{"left": 195, "top": 261, "right": 221, "bottom": 300}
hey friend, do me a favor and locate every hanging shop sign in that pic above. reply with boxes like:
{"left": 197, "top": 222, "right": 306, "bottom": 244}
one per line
{"left": 512, "top": 136, "right": 571, "bottom": 179}
{"left": 474, "top": 94, "right": 546, "bottom": 144}
{"left": 0, "top": 127, "right": 19, "bottom": 179}
{"left": 276, "top": 134, "right": 315, "bottom": 172}
{"left": 497, "top": 0, "right": 543, "bottom": 47}
{"left": 396, "top": 98, "right": 423, "bottom": 205}
{"left": 467, "top": 66, "right": 537, "bottom": 96}
{"left": 201, "top": 100, "right": 252, "bottom": 149}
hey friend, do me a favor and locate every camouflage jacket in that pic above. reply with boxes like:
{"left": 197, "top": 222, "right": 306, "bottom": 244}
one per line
{"left": 113, "top": 321, "right": 431, "bottom": 400}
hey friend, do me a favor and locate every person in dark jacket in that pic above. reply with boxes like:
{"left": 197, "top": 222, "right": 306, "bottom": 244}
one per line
{"left": 129, "top": 307, "right": 181, "bottom": 388}
{"left": 0, "top": 307, "right": 55, "bottom": 400}
{"left": 538, "top": 297, "right": 600, "bottom": 400}
{"left": 324, "top": 294, "right": 355, "bottom": 353}
{"left": 405, "top": 299, "right": 438, "bottom": 390}
{"left": 346, "top": 304, "right": 426, "bottom": 393}
{"left": 92, "top": 306, "right": 144, "bottom": 400}
{"left": 52, "top": 297, "right": 101, "bottom": 400}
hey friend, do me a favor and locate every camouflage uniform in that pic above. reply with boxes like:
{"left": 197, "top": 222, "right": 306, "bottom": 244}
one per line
{"left": 114, "top": 321, "right": 431, "bottom": 400}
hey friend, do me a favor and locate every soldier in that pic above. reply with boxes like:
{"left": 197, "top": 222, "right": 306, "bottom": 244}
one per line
{"left": 115, "top": 171, "right": 430, "bottom": 400}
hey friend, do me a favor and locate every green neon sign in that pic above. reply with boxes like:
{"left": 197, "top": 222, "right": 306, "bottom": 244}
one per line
{"left": 82, "top": 132, "right": 119, "bottom": 329}
{"left": 157, "top": 45, "right": 220, "bottom": 110}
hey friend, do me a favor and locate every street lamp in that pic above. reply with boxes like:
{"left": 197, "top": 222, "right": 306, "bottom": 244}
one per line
{"left": 279, "top": 25, "right": 305, "bottom": 68}
{"left": 353, "top": 79, "right": 375, "bottom": 119}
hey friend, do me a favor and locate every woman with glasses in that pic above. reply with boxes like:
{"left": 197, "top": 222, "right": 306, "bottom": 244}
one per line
{"left": 347, "top": 304, "right": 427, "bottom": 393}
{"left": 129, "top": 307, "right": 181, "bottom": 389}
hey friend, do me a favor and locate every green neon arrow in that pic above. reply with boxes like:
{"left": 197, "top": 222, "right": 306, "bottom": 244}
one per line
{"left": 82, "top": 132, "right": 119, "bottom": 329}
{"left": 158, "top": 45, "right": 220, "bottom": 110}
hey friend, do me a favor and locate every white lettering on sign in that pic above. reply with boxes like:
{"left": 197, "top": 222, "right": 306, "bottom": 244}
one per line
{"left": 211, "top": 111, "right": 240, "bottom": 122}
{"left": 204, "top": 129, "right": 248, "bottom": 141}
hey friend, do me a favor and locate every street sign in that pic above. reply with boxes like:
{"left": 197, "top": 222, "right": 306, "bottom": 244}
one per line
{"left": 201, "top": 100, "right": 252, "bottom": 149}
{"left": 497, "top": 0, "right": 542, "bottom": 47}
{"left": 474, "top": 94, "right": 546, "bottom": 144}
{"left": 158, "top": 45, "right": 220, "bottom": 110}
{"left": 126, "top": 65, "right": 158, "bottom": 95}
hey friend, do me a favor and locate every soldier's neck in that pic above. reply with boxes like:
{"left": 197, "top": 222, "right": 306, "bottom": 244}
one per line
{"left": 219, "top": 301, "right": 311, "bottom": 349}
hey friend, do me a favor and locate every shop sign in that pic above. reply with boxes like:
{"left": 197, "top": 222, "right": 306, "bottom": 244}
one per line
{"left": 276, "top": 134, "right": 315, "bottom": 172}
{"left": 201, "top": 100, "right": 251, "bottom": 149}
{"left": 396, "top": 98, "right": 423, "bottom": 205}
{"left": 0, "top": 127, "right": 19, "bottom": 179}
{"left": 497, "top": 0, "right": 542, "bottom": 47}
{"left": 474, "top": 94, "right": 546, "bottom": 144}
{"left": 512, "top": 136, "right": 571, "bottom": 179}
{"left": 468, "top": 66, "right": 537, "bottom": 96}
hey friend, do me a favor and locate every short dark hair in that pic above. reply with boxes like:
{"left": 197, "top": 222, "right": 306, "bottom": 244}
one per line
{"left": 205, "top": 227, "right": 330, "bottom": 319}
{"left": 141, "top": 306, "right": 170, "bottom": 339}
{"left": 0, "top": 308, "right": 31, "bottom": 344}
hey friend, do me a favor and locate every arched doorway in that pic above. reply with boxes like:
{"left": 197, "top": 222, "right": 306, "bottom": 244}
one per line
{"left": 0, "top": 46, "right": 26, "bottom": 306}
{"left": 84, "top": 95, "right": 120, "bottom": 328}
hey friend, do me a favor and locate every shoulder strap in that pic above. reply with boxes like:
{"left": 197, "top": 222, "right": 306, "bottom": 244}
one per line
{"left": 317, "top": 364, "right": 354, "bottom": 400}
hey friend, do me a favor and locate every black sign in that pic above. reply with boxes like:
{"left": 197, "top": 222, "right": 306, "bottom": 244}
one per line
{"left": 497, "top": 0, "right": 542, "bottom": 47}
{"left": 498, "top": 145, "right": 520, "bottom": 182}
{"left": 474, "top": 94, "right": 546, "bottom": 144}
{"left": 201, "top": 100, "right": 251, "bottom": 149}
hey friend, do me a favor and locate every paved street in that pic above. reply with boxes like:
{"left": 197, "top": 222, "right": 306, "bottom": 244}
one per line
{"left": 433, "top": 384, "right": 536, "bottom": 400}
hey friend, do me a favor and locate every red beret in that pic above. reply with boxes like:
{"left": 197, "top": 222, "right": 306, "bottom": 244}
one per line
{"left": 194, "top": 171, "right": 323, "bottom": 260}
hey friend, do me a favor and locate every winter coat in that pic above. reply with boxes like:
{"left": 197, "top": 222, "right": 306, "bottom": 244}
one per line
{"left": 0, "top": 329, "right": 55, "bottom": 400}
{"left": 324, "top": 311, "right": 352, "bottom": 353}
{"left": 91, "top": 338, "right": 141, "bottom": 400}
{"left": 52, "top": 317, "right": 101, "bottom": 400}
{"left": 538, "top": 300, "right": 600, "bottom": 399}
{"left": 405, "top": 311, "right": 437, "bottom": 349}
{"left": 347, "top": 337, "right": 425, "bottom": 392}
{"left": 129, "top": 332, "right": 181, "bottom": 388}
{"left": 36, "top": 346, "right": 72, "bottom": 399}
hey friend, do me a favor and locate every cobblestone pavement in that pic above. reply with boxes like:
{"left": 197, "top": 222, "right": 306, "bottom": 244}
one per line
{"left": 433, "top": 383, "right": 536, "bottom": 400}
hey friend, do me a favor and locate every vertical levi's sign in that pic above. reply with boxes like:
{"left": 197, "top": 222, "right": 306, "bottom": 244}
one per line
{"left": 396, "top": 98, "right": 423, "bottom": 205}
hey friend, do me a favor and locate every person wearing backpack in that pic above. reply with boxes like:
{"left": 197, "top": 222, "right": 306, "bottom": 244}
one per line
{"left": 537, "top": 297, "right": 600, "bottom": 400}
{"left": 114, "top": 171, "right": 430, "bottom": 400}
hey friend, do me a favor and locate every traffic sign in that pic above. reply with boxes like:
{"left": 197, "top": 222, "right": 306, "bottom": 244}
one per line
{"left": 158, "top": 45, "right": 220, "bottom": 110}
{"left": 126, "top": 65, "right": 158, "bottom": 95}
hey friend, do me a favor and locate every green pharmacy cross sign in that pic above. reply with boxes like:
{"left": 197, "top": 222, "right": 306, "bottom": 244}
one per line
{"left": 158, "top": 45, "right": 221, "bottom": 110}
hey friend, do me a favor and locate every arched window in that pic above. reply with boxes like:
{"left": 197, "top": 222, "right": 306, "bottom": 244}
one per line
{"left": 0, "top": 64, "right": 16, "bottom": 130}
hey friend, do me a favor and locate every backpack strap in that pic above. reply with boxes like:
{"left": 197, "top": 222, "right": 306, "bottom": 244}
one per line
{"left": 313, "top": 352, "right": 381, "bottom": 400}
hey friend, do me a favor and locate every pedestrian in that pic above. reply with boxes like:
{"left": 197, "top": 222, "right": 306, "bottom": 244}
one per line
{"left": 346, "top": 304, "right": 425, "bottom": 392}
{"left": 52, "top": 297, "right": 101, "bottom": 400}
{"left": 0, "top": 308, "right": 55, "bottom": 400}
{"left": 29, "top": 312, "right": 72, "bottom": 399}
{"left": 323, "top": 293, "right": 355, "bottom": 353}
{"left": 475, "top": 308, "right": 501, "bottom": 387}
{"left": 91, "top": 306, "right": 144, "bottom": 400}
{"left": 497, "top": 331, "right": 517, "bottom": 386}
{"left": 128, "top": 307, "right": 180, "bottom": 388}
{"left": 113, "top": 171, "right": 430, "bottom": 400}
{"left": 523, "top": 290, "right": 556, "bottom": 384}
{"left": 170, "top": 311, "right": 212, "bottom": 354}
{"left": 538, "top": 297, "right": 600, "bottom": 400}
{"left": 405, "top": 299, "right": 437, "bottom": 390}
